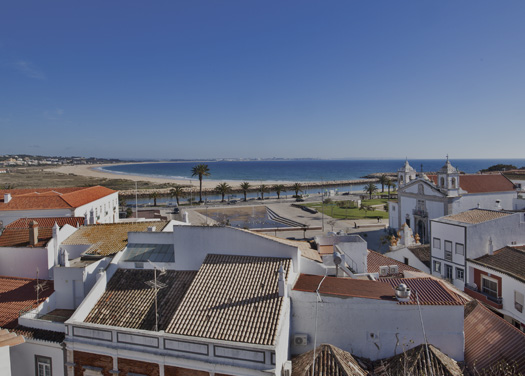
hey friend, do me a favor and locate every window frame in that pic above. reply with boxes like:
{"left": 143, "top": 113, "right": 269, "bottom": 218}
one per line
{"left": 433, "top": 237, "right": 441, "bottom": 250}
{"left": 433, "top": 260, "right": 441, "bottom": 273}
{"left": 455, "top": 243, "right": 464, "bottom": 255}
{"left": 35, "top": 355, "right": 52, "bottom": 376}
{"left": 481, "top": 276, "right": 498, "bottom": 298}
{"left": 456, "top": 267, "right": 464, "bottom": 281}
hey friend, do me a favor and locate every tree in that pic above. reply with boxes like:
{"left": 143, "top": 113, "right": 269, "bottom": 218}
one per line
{"left": 169, "top": 185, "right": 185, "bottom": 206}
{"left": 363, "top": 182, "right": 378, "bottom": 200}
{"left": 379, "top": 174, "right": 389, "bottom": 193}
{"left": 240, "top": 182, "right": 251, "bottom": 201}
{"left": 292, "top": 182, "right": 303, "bottom": 197}
{"left": 149, "top": 191, "right": 158, "bottom": 206}
{"left": 215, "top": 182, "right": 231, "bottom": 202}
{"left": 260, "top": 184, "right": 269, "bottom": 200}
{"left": 273, "top": 184, "right": 286, "bottom": 199}
{"left": 191, "top": 164, "right": 211, "bottom": 203}
{"left": 386, "top": 178, "right": 393, "bottom": 196}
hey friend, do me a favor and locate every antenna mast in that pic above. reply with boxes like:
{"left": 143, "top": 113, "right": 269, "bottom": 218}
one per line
{"left": 145, "top": 264, "right": 167, "bottom": 331}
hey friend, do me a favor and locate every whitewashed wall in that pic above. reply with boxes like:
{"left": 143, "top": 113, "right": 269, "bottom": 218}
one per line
{"left": 73, "top": 192, "right": 119, "bottom": 224}
{"left": 290, "top": 290, "right": 464, "bottom": 361}
{"left": 384, "top": 247, "right": 430, "bottom": 274}
{"left": 10, "top": 340, "right": 64, "bottom": 376}
{"left": 1, "top": 347, "right": 11, "bottom": 376}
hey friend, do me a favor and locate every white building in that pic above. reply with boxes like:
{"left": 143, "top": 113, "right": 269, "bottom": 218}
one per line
{"left": 466, "top": 245, "right": 525, "bottom": 332}
{"left": 389, "top": 159, "right": 517, "bottom": 243}
{"left": 430, "top": 208, "right": 525, "bottom": 290}
{"left": 0, "top": 186, "right": 119, "bottom": 227}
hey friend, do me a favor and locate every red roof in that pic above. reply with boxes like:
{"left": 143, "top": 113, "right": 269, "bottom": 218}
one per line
{"left": 428, "top": 174, "right": 515, "bottom": 193}
{"left": 464, "top": 300, "right": 525, "bottom": 374}
{"left": 0, "top": 227, "right": 53, "bottom": 247}
{"left": 7, "top": 217, "right": 84, "bottom": 229}
{"left": 380, "top": 278, "right": 464, "bottom": 306}
{"left": 293, "top": 274, "right": 396, "bottom": 301}
{"left": 0, "top": 186, "right": 116, "bottom": 211}
{"left": 367, "top": 250, "right": 421, "bottom": 274}
{"left": 0, "top": 276, "right": 54, "bottom": 329}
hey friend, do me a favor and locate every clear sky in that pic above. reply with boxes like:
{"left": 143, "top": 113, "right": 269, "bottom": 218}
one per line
{"left": 1, "top": 1, "right": 524, "bottom": 160}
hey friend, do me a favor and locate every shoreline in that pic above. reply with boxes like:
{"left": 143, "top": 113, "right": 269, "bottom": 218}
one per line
{"left": 49, "top": 164, "right": 379, "bottom": 194}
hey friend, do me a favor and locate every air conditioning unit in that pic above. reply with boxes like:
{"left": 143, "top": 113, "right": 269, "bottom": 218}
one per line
{"left": 293, "top": 334, "right": 308, "bottom": 346}
{"left": 379, "top": 266, "right": 389, "bottom": 277}
{"left": 282, "top": 360, "right": 292, "bottom": 376}
{"left": 389, "top": 265, "right": 399, "bottom": 275}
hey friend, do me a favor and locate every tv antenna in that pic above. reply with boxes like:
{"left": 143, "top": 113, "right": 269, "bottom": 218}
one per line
{"left": 145, "top": 261, "right": 167, "bottom": 331}
{"left": 34, "top": 268, "right": 49, "bottom": 304}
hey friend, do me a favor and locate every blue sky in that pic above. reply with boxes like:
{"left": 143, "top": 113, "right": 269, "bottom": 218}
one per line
{"left": 1, "top": 1, "right": 524, "bottom": 159}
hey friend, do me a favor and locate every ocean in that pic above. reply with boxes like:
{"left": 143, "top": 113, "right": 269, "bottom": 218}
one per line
{"left": 101, "top": 159, "right": 525, "bottom": 183}
{"left": 103, "top": 159, "right": 525, "bottom": 204}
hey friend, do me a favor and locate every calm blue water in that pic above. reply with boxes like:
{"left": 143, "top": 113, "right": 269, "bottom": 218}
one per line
{"left": 102, "top": 159, "right": 525, "bottom": 183}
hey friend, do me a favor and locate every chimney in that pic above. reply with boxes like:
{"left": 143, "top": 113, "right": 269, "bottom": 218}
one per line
{"left": 278, "top": 265, "right": 287, "bottom": 297}
{"left": 29, "top": 221, "right": 39, "bottom": 246}
{"left": 488, "top": 237, "right": 494, "bottom": 255}
{"left": 4, "top": 193, "right": 11, "bottom": 203}
{"left": 97, "top": 267, "right": 106, "bottom": 281}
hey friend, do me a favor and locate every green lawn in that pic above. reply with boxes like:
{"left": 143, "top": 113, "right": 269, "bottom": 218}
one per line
{"left": 305, "top": 199, "right": 391, "bottom": 220}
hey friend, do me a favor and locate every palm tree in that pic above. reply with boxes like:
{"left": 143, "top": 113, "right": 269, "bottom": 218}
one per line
{"left": 215, "top": 182, "right": 231, "bottom": 202}
{"left": 379, "top": 174, "right": 389, "bottom": 193}
{"left": 149, "top": 191, "right": 158, "bottom": 206}
{"left": 363, "top": 182, "right": 378, "bottom": 200}
{"left": 260, "top": 184, "right": 268, "bottom": 200}
{"left": 292, "top": 182, "right": 303, "bottom": 197}
{"left": 240, "top": 182, "right": 251, "bottom": 201}
{"left": 273, "top": 184, "right": 286, "bottom": 199}
{"left": 169, "top": 185, "right": 185, "bottom": 206}
{"left": 386, "top": 178, "right": 393, "bottom": 196}
{"left": 191, "top": 164, "right": 211, "bottom": 203}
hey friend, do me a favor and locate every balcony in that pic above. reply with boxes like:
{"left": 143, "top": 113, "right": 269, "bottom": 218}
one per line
{"left": 464, "top": 284, "right": 503, "bottom": 309}
{"left": 516, "top": 302, "right": 523, "bottom": 313}
{"left": 412, "top": 209, "right": 428, "bottom": 218}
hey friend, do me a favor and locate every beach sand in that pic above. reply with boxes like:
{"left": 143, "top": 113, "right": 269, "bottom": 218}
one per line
{"left": 50, "top": 163, "right": 289, "bottom": 190}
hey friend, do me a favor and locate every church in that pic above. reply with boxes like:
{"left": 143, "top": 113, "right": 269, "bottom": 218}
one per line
{"left": 389, "top": 158, "right": 518, "bottom": 243}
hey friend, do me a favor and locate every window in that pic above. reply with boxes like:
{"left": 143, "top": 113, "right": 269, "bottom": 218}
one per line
{"left": 35, "top": 355, "right": 51, "bottom": 376}
{"left": 440, "top": 177, "right": 445, "bottom": 187}
{"left": 404, "top": 257, "right": 409, "bottom": 265}
{"left": 516, "top": 291, "right": 524, "bottom": 313}
{"left": 445, "top": 264, "right": 453, "bottom": 280}
{"left": 433, "top": 238, "right": 441, "bottom": 250}
{"left": 456, "top": 268, "right": 464, "bottom": 281}
{"left": 481, "top": 276, "right": 498, "bottom": 298}
{"left": 444, "top": 241, "right": 452, "bottom": 261}
{"left": 433, "top": 260, "right": 441, "bottom": 273}
{"left": 451, "top": 177, "right": 456, "bottom": 188}
{"left": 455, "top": 243, "right": 464, "bottom": 255}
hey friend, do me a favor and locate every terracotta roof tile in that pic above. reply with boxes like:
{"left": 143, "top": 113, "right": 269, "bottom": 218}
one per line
{"left": 85, "top": 269, "right": 197, "bottom": 331}
{"left": 0, "top": 186, "right": 116, "bottom": 211}
{"left": 0, "top": 227, "right": 53, "bottom": 247}
{"left": 11, "top": 325, "right": 65, "bottom": 343}
{"left": 470, "top": 246, "right": 525, "bottom": 283}
{"left": 0, "top": 329, "right": 25, "bottom": 347}
{"left": 292, "top": 344, "right": 369, "bottom": 376}
{"left": 373, "top": 344, "right": 463, "bottom": 376}
{"left": 7, "top": 217, "right": 84, "bottom": 229}
{"left": 62, "top": 221, "right": 168, "bottom": 256}
{"left": 428, "top": 174, "right": 515, "bottom": 193}
{"left": 166, "top": 254, "right": 291, "bottom": 346}
{"left": 464, "top": 300, "right": 525, "bottom": 374}
{"left": 293, "top": 274, "right": 396, "bottom": 301}
{"left": 0, "top": 276, "right": 54, "bottom": 329}
{"left": 443, "top": 209, "right": 513, "bottom": 224}
{"left": 367, "top": 250, "right": 421, "bottom": 274}
{"left": 380, "top": 278, "right": 464, "bottom": 306}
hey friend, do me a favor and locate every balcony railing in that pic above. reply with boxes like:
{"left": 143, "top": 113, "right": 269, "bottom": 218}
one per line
{"left": 412, "top": 209, "right": 428, "bottom": 217}
{"left": 444, "top": 251, "right": 452, "bottom": 262}
{"left": 516, "top": 302, "right": 523, "bottom": 313}
{"left": 464, "top": 284, "right": 503, "bottom": 309}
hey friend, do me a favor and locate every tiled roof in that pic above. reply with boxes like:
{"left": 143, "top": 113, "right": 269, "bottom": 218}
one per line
{"left": 428, "top": 173, "right": 516, "bottom": 193}
{"left": 62, "top": 221, "right": 168, "bottom": 256}
{"left": 292, "top": 344, "right": 369, "bottom": 376}
{"left": 373, "top": 344, "right": 463, "bottom": 376}
{"left": 470, "top": 245, "right": 525, "bottom": 283}
{"left": 293, "top": 274, "right": 396, "bottom": 301}
{"left": 379, "top": 278, "right": 464, "bottom": 306}
{"left": 0, "top": 276, "right": 54, "bottom": 329}
{"left": 0, "top": 227, "right": 53, "bottom": 247}
{"left": 442, "top": 209, "right": 513, "bottom": 224}
{"left": 367, "top": 250, "right": 421, "bottom": 274}
{"left": 166, "top": 254, "right": 291, "bottom": 346}
{"left": 0, "top": 186, "right": 116, "bottom": 211}
{"left": 85, "top": 269, "right": 197, "bottom": 331}
{"left": 11, "top": 325, "right": 65, "bottom": 343}
{"left": 7, "top": 217, "right": 84, "bottom": 228}
{"left": 407, "top": 245, "right": 431, "bottom": 268}
{"left": 464, "top": 300, "right": 525, "bottom": 374}
{"left": 0, "top": 328, "right": 25, "bottom": 347}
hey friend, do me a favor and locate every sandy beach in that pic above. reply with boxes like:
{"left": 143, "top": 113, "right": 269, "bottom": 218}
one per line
{"left": 50, "top": 163, "right": 289, "bottom": 190}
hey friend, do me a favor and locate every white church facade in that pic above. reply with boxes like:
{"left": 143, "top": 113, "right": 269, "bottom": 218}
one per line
{"left": 389, "top": 159, "right": 517, "bottom": 243}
